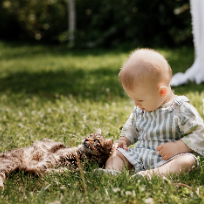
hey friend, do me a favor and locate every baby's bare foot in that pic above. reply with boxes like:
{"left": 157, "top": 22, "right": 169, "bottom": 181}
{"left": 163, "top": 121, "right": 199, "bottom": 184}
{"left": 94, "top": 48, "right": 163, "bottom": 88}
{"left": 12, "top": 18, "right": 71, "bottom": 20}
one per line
{"left": 130, "top": 170, "right": 152, "bottom": 180}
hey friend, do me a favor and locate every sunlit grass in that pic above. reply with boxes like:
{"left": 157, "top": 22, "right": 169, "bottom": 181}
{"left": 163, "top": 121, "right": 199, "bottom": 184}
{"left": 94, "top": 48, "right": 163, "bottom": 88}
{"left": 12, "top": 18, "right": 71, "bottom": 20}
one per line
{"left": 0, "top": 41, "right": 204, "bottom": 203}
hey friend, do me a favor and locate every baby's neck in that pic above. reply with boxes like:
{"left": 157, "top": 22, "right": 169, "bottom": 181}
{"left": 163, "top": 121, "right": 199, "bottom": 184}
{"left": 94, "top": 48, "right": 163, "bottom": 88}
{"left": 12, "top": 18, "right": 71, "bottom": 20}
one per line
{"left": 162, "top": 90, "right": 177, "bottom": 105}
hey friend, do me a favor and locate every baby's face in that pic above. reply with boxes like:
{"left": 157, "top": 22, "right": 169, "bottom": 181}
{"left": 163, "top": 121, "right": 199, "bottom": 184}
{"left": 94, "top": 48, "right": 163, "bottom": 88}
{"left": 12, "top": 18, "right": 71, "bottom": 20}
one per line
{"left": 124, "top": 84, "right": 165, "bottom": 112}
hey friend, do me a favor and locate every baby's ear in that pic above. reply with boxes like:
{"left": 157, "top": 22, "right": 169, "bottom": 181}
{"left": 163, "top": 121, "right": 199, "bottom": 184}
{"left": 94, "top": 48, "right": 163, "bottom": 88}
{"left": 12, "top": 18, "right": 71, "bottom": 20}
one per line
{"left": 159, "top": 86, "right": 168, "bottom": 97}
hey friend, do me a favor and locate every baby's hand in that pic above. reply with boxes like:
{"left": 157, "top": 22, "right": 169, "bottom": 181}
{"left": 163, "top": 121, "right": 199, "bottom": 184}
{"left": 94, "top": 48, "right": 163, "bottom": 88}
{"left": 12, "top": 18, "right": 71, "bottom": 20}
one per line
{"left": 113, "top": 142, "right": 128, "bottom": 151}
{"left": 113, "top": 137, "right": 130, "bottom": 151}
{"left": 156, "top": 142, "right": 179, "bottom": 160}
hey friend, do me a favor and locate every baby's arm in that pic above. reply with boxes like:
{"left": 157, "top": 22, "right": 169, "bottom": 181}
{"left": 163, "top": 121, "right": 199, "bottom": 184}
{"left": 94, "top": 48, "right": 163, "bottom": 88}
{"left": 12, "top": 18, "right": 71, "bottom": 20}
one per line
{"left": 113, "top": 137, "right": 131, "bottom": 151}
{"left": 115, "top": 109, "right": 138, "bottom": 151}
{"left": 156, "top": 140, "right": 193, "bottom": 160}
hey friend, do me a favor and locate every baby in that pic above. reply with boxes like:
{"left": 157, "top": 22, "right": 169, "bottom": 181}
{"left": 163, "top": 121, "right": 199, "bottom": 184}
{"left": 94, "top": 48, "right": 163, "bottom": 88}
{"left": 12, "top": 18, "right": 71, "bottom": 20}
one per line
{"left": 105, "top": 48, "right": 204, "bottom": 177}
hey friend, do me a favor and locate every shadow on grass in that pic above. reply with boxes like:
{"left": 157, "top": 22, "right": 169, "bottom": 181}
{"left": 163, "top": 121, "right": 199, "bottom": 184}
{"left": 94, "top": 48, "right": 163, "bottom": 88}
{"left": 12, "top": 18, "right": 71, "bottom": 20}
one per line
{"left": 1, "top": 41, "right": 204, "bottom": 100}
{"left": 0, "top": 68, "right": 126, "bottom": 101}
{"left": 0, "top": 40, "right": 128, "bottom": 60}
{"left": 0, "top": 41, "right": 129, "bottom": 101}
{"left": 1, "top": 67, "right": 204, "bottom": 101}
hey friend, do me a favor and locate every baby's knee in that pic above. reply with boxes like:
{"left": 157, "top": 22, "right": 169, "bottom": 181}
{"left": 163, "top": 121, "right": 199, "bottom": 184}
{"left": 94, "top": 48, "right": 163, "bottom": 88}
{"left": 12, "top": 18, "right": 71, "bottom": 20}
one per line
{"left": 105, "top": 150, "right": 129, "bottom": 170}
{"left": 177, "top": 154, "right": 196, "bottom": 170}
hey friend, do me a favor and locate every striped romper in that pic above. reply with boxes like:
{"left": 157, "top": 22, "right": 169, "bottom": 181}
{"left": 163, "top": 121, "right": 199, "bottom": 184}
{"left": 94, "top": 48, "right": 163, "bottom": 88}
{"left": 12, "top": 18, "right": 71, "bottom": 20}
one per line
{"left": 118, "top": 96, "right": 204, "bottom": 172}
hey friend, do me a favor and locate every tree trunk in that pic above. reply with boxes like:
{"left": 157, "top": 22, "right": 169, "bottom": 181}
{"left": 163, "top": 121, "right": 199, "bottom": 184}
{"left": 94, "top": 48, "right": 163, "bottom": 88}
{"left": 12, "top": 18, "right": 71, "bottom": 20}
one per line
{"left": 68, "top": 0, "right": 75, "bottom": 44}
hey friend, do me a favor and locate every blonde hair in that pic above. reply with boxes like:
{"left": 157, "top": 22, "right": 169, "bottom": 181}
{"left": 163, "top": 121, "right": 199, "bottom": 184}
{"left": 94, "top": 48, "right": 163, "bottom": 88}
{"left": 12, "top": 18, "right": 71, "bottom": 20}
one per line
{"left": 119, "top": 48, "right": 172, "bottom": 90}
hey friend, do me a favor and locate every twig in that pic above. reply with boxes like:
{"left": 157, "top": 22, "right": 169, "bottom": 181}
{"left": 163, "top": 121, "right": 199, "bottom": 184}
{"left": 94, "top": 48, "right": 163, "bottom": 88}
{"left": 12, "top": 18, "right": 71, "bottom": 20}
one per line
{"left": 75, "top": 153, "right": 88, "bottom": 203}
{"left": 172, "top": 183, "right": 199, "bottom": 198}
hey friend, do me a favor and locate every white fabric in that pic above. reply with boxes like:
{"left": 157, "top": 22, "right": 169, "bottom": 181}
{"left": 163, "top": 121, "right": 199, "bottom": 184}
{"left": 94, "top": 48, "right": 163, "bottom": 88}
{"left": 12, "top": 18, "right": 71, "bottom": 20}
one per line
{"left": 171, "top": 0, "right": 204, "bottom": 86}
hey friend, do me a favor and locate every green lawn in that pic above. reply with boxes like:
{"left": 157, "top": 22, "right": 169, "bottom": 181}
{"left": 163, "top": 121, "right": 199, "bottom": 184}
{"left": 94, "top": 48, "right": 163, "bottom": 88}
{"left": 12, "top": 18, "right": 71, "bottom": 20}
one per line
{"left": 0, "top": 41, "right": 204, "bottom": 203}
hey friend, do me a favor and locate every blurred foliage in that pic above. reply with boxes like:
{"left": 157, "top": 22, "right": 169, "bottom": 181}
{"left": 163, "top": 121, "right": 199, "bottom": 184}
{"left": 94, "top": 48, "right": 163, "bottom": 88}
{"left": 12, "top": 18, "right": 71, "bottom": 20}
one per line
{"left": 0, "top": 0, "right": 67, "bottom": 43}
{"left": 0, "top": 0, "right": 192, "bottom": 48}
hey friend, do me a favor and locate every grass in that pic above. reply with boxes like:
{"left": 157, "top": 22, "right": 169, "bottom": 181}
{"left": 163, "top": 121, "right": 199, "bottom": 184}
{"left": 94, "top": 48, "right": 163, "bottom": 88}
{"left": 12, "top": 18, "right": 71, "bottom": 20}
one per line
{"left": 0, "top": 41, "right": 204, "bottom": 203}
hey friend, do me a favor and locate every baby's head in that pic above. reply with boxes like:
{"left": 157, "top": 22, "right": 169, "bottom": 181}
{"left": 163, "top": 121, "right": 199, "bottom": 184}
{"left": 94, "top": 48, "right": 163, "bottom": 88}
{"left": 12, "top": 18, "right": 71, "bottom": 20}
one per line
{"left": 119, "top": 48, "right": 172, "bottom": 112}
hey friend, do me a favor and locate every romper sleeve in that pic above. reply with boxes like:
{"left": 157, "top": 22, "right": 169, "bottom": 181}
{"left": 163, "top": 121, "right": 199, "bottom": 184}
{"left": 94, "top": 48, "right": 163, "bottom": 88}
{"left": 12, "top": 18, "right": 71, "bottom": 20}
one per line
{"left": 120, "top": 108, "right": 139, "bottom": 144}
{"left": 178, "top": 102, "right": 204, "bottom": 156}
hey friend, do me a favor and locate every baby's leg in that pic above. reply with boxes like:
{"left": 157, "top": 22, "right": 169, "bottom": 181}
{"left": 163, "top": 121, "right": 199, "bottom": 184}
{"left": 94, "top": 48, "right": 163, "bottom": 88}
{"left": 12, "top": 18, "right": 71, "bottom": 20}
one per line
{"left": 142, "top": 154, "right": 196, "bottom": 177}
{"left": 105, "top": 149, "right": 133, "bottom": 171}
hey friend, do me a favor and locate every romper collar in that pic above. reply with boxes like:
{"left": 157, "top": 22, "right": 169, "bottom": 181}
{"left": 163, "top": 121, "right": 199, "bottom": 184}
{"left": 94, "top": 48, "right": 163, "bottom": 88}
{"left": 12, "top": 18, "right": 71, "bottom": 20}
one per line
{"left": 161, "top": 95, "right": 190, "bottom": 112}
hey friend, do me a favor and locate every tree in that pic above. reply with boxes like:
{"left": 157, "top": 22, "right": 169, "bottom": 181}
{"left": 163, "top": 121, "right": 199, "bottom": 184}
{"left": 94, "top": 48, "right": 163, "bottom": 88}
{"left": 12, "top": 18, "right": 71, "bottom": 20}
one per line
{"left": 68, "top": 0, "right": 76, "bottom": 45}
